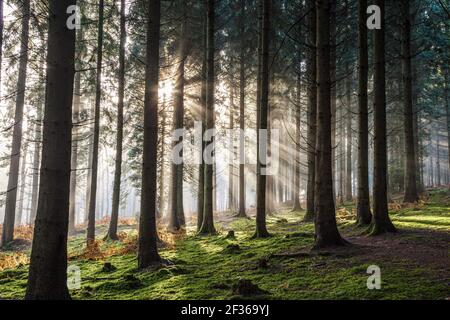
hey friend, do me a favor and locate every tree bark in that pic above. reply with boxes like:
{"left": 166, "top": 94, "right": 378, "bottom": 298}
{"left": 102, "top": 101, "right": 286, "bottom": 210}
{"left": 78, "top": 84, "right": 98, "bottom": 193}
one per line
{"left": 198, "top": 0, "right": 217, "bottom": 235}
{"left": 371, "top": 0, "right": 397, "bottom": 235}
{"left": 30, "top": 57, "right": 45, "bottom": 223}
{"left": 313, "top": 0, "right": 346, "bottom": 249}
{"left": 401, "top": 0, "right": 419, "bottom": 203}
{"left": 138, "top": 0, "right": 162, "bottom": 268}
{"left": 87, "top": 0, "right": 105, "bottom": 244}
{"left": 25, "top": 0, "right": 76, "bottom": 299}
{"left": 292, "top": 73, "right": 302, "bottom": 211}
{"left": 197, "top": 43, "right": 206, "bottom": 230}
{"left": 254, "top": 0, "right": 271, "bottom": 238}
{"left": 69, "top": 26, "right": 83, "bottom": 235}
{"left": 292, "top": 4, "right": 303, "bottom": 212}
{"left": 445, "top": 70, "right": 450, "bottom": 186}
{"left": 304, "top": 0, "right": 316, "bottom": 222}
{"left": 356, "top": 0, "right": 372, "bottom": 225}
{"left": 345, "top": 63, "right": 353, "bottom": 202}
{"left": 0, "top": 0, "right": 3, "bottom": 91}
{"left": 168, "top": 1, "right": 187, "bottom": 231}
{"left": 106, "top": 0, "right": 126, "bottom": 240}
{"left": 2, "top": 0, "right": 30, "bottom": 246}
{"left": 238, "top": 0, "right": 247, "bottom": 218}
{"left": 16, "top": 141, "right": 28, "bottom": 226}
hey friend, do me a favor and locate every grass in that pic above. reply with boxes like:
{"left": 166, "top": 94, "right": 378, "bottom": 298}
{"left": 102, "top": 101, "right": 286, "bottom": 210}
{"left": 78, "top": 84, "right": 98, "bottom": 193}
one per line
{"left": 0, "top": 189, "right": 449, "bottom": 300}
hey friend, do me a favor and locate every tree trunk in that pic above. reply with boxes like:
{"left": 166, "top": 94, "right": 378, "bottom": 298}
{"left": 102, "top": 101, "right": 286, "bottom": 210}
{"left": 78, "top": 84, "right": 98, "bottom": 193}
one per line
{"left": 30, "top": 57, "right": 45, "bottom": 223}
{"left": 198, "top": 0, "right": 216, "bottom": 235}
{"left": 25, "top": 0, "right": 76, "bottom": 299}
{"left": 445, "top": 70, "right": 450, "bottom": 186}
{"left": 69, "top": 27, "right": 83, "bottom": 235}
{"left": 304, "top": 0, "right": 316, "bottom": 222}
{"left": 313, "top": 0, "right": 346, "bottom": 249}
{"left": 0, "top": 0, "right": 3, "bottom": 91}
{"left": 106, "top": 0, "right": 126, "bottom": 240}
{"left": 238, "top": 0, "right": 247, "bottom": 218}
{"left": 371, "top": 0, "right": 397, "bottom": 235}
{"left": 87, "top": 0, "right": 105, "bottom": 244}
{"left": 345, "top": 63, "right": 353, "bottom": 202}
{"left": 228, "top": 77, "right": 235, "bottom": 212}
{"left": 158, "top": 94, "right": 167, "bottom": 219}
{"left": 138, "top": 0, "right": 162, "bottom": 268}
{"left": 356, "top": 0, "right": 372, "bottom": 226}
{"left": 254, "top": 0, "right": 271, "bottom": 238}
{"left": 401, "top": 0, "right": 419, "bottom": 203}
{"left": 330, "top": 0, "right": 337, "bottom": 204}
{"left": 168, "top": 1, "right": 187, "bottom": 231}
{"left": 1, "top": 0, "right": 30, "bottom": 246}
{"left": 197, "top": 8, "right": 207, "bottom": 230}
{"left": 292, "top": 74, "right": 302, "bottom": 211}
{"left": 436, "top": 133, "right": 441, "bottom": 186}
{"left": 16, "top": 141, "right": 28, "bottom": 226}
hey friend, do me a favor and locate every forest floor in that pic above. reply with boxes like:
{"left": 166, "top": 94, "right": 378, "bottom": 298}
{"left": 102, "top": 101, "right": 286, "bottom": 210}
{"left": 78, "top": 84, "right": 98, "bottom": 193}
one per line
{"left": 0, "top": 188, "right": 449, "bottom": 300}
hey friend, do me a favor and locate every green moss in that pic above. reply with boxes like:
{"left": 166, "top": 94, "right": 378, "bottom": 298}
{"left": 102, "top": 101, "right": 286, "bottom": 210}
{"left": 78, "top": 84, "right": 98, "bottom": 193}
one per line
{"left": 1, "top": 189, "right": 449, "bottom": 300}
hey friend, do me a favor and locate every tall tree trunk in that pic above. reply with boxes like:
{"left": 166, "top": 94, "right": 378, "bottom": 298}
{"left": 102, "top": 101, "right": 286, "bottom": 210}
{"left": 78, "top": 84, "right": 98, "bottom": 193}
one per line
{"left": 445, "top": 70, "right": 450, "bottom": 186}
{"left": 69, "top": 27, "right": 83, "bottom": 235}
{"left": 254, "top": 0, "right": 271, "bottom": 238}
{"left": 138, "top": 0, "right": 162, "bottom": 268}
{"left": 330, "top": 0, "right": 337, "bottom": 204}
{"left": 292, "top": 74, "right": 302, "bottom": 211}
{"left": 338, "top": 107, "right": 345, "bottom": 204}
{"left": 356, "top": 0, "right": 372, "bottom": 225}
{"left": 158, "top": 94, "right": 167, "bottom": 218}
{"left": 238, "top": 0, "right": 247, "bottom": 218}
{"left": 30, "top": 57, "right": 45, "bottom": 223}
{"left": 198, "top": 0, "right": 217, "bottom": 235}
{"left": 436, "top": 132, "right": 441, "bottom": 186}
{"left": 197, "top": 8, "right": 207, "bottom": 230}
{"left": 228, "top": 78, "right": 235, "bottom": 212}
{"left": 304, "top": 0, "right": 317, "bottom": 222}
{"left": 16, "top": 141, "right": 28, "bottom": 226}
{"left": 87, "top": 0, "right": 105, "bottom": 244}
{"left": 1, "top": 0, "right": 30, "bottom": 246}
{"left": 106, "top": 0, "right": 126, "bottom": 240}
{"left": 25, "top": 0, "right": 76, "bottom": 299}
{"left": 371, "top": 0, "right": 396, "bottom": 235}
{"left": 0, "top": 0, "right": 3, "bottom": 91}
{"left": 401, "top": 0, "right": 419, "bottom": 203}
{"left": 313, "top": 0, "right": 346, "bottom": 249}
{"left": 345, "top": 63, "right": 353, "bottom": 202}
{"left": 168, "top": 1, "right": 187, "bottom": 231}
{"left": 85, "top": 114, "right": 94, "bottom": 223}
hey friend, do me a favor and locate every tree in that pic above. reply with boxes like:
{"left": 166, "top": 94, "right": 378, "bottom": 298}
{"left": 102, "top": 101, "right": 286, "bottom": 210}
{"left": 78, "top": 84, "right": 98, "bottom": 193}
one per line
{"left": 304, "top": 0, "right": 316, "bottom": 222}
{"left": 168, "top": 0, "right": 187, "bottom": 232}
{"left": 87, "top": 0, "right": 105, "bottom": 244}
{"left": 1, "top": 0, "right": 30, "bottom": 246}
{"left": 292, "top": 3, "right": 303, "bottom": 212}
{"left": 25, "top": 0, "right": 77, "bottom": 299}
{"left": 371, "top": 0, "right": 397, "bottom": 235}
{"left": 313, "top": 0, "right": 346, "bottom": 249}
{"left": 345, "top": 62, "right": 353, "bottom": 202}
{"left": 138, "top": 0, "right": 162, "bottom": 268}
{"left": 238, "top": 0, "right": 247, "bottom": 218}
{"left": 254, "top": 0, "right": 270, "bottom": 238}
{"left": 198, "top": 0, "right": 216, "bottom": 235}
{"left": 401, "top": 0, "right": 419, "bottom": 203}
{"left": 69, "top": 23, "right": 83, "bottom": 235}
{"left": 356, "top": 0, "right": 372, "bottom": 226}
{"left": 106, "top": 0, "right": 126, "bottom": 240}
{"left": 0, "top": 0, "right": 3, "bottom": 90}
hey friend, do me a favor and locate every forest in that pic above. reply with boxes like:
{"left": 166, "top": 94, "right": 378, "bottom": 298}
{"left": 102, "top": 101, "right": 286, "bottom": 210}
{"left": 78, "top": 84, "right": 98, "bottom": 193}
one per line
{"left": 0, "top": 0, "right": 449, "bottom": 301}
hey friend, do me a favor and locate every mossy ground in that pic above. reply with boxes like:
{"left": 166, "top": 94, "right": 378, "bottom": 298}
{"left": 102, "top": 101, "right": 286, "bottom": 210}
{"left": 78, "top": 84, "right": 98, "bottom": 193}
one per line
{"left": 1, "top": 189, "right": 449, "bottom": 300}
